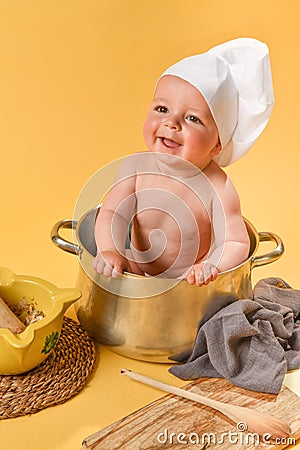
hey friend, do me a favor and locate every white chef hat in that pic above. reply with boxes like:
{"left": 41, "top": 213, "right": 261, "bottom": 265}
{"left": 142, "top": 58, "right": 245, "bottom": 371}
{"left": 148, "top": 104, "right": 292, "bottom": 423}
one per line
{"left": 158, "top": 38, "right": 274, "bottom": 166}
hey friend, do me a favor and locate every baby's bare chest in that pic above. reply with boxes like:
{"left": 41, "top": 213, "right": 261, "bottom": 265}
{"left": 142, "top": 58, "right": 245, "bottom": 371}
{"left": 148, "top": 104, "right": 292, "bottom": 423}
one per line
{"left": 134, "top": 174, "right": 212, "bottom": 238}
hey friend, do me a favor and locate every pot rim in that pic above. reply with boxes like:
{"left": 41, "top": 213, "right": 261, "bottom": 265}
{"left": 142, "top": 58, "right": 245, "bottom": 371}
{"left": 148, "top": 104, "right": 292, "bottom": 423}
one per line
{"left": 75, "top": 206, "right": 259, "bottom": 280}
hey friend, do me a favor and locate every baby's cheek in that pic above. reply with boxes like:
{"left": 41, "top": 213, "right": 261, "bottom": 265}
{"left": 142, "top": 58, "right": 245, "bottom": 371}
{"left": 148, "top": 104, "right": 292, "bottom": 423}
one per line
{"left": 188, "top": 128, "right": 208, "bottom": 145}
{"left": 143, "top": 115, "right": 153, "bottom": 137}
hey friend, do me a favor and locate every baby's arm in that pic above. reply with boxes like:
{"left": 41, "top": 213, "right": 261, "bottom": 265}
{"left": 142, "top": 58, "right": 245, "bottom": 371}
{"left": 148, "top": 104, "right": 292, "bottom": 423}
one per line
{"left": 93, "top": 170, "right": 137, "bottom": 278}
{"left": 187, "top": 172, "right": 250, "bottom": 286}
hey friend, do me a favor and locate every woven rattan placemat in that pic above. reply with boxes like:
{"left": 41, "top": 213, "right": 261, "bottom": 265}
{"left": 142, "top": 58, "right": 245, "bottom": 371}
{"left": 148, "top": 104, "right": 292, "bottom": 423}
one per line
{"left": 0, "top": 316, "right": 96, "bottom": 419}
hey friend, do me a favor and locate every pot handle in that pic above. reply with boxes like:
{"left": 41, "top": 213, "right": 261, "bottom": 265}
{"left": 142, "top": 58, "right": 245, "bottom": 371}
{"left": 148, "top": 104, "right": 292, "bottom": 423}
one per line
{"left": 50, "top": 220, "right": 80, "bottom": 255}
{"left": 252, "top": 232, "right": 284, "bottom": 268}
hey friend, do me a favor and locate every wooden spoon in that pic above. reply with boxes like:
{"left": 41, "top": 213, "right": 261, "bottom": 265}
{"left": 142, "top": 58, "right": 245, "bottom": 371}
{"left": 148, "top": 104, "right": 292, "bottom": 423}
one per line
{"left": 121, "top": 368, "right": 291, "bottom": 439}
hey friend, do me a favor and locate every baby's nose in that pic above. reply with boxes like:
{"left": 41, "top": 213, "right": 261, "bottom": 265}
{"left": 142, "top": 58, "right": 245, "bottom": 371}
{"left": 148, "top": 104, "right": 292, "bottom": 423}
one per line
{"left": 164, "top": 115, "right": 181, "bottom": 130}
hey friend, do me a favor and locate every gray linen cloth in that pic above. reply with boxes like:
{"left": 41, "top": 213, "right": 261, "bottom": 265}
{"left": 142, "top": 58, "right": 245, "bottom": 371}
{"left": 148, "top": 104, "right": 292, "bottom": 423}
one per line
{"left": 169, "top": 278, "right": 300, "bottom": 394}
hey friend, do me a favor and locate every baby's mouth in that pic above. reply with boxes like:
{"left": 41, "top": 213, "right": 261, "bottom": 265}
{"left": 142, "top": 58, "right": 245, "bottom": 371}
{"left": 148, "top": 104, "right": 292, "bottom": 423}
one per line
{"left": 159, "top": 137, "right": 181, "bottom": 148}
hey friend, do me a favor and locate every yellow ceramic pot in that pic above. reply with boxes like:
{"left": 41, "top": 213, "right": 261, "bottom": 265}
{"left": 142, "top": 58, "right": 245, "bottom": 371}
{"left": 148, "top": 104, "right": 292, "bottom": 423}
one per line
{"left": 0, "top": 267, "right": 81, "bottom": 375}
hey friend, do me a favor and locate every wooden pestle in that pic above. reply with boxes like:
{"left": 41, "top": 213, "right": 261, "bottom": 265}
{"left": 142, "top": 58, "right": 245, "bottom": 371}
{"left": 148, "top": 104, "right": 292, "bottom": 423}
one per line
{"left": 0, "top": 296, "right": 26, "bottom": 334}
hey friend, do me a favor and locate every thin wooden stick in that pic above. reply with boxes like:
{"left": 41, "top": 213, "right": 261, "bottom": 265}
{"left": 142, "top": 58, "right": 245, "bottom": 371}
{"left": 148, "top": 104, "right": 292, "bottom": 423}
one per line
{"left": 121, "top": 368, "right": 291, "bottom": 439}
{"left": 0, "top": 296, "right": 26, "bottom": 334}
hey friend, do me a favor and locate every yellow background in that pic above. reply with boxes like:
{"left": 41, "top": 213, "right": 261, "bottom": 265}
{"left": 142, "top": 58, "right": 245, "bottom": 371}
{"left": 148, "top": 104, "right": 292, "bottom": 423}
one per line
{"left": 0, "top": 1, "right": 300, "bottom": 449}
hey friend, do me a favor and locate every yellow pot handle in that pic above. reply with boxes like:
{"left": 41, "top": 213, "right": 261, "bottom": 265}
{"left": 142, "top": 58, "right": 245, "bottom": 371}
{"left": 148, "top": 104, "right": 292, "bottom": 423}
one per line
{"left": 0, "top": 268, "right": 15, "bottom": 286}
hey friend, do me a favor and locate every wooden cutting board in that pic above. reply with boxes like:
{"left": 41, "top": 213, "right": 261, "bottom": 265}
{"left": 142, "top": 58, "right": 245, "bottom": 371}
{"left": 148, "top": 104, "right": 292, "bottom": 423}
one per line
{"left": 82, "top": 377, "right": 300, "bottom": 450}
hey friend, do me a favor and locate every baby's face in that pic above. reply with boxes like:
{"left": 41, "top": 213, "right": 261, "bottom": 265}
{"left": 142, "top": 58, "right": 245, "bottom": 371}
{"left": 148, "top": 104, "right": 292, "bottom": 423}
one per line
{"left": 143, "top": 75, "right": 221, "bottom": 170}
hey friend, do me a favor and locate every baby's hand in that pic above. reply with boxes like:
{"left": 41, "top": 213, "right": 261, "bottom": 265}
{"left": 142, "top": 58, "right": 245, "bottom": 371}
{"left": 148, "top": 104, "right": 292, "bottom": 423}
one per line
{"left": 186, "top": 262, "right": 219, "bottom": 287}
{"left": 92, "top": 250, "right": 129, "bottom": 278}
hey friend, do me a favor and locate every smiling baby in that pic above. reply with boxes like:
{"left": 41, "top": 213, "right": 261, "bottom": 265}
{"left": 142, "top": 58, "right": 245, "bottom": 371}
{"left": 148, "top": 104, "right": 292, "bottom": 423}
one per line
{"left": 93, "top": 38, "right": 274, "bottom": 286}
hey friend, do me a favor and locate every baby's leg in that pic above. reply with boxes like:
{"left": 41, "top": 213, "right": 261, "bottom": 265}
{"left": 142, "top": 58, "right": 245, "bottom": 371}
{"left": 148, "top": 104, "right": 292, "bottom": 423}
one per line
{"left": 125, "top": 249, "right": 145, "bottom": 275}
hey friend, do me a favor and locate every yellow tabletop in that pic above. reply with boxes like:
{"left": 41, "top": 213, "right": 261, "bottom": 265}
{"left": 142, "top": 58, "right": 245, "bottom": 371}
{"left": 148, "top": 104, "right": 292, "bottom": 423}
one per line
{"left": 0, "top": 324, "right": 299, "bottom": 449}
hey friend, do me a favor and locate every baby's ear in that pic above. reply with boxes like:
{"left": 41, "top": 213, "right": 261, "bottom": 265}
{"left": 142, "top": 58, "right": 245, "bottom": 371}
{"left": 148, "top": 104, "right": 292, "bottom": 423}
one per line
{"left": 211, "top": 142, "right": 222, "bottom": 156}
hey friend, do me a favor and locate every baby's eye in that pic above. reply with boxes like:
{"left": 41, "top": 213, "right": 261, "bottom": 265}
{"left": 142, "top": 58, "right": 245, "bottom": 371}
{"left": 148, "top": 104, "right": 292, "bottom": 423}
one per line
{"left": 154, "top": 105, "right": 168, "bottom": 113}
{"left": 186, "top": 115, "right": 201, "bottom": 124}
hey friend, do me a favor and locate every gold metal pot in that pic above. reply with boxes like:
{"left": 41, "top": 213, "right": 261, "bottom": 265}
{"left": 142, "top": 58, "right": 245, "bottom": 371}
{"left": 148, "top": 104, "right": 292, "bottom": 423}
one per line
{"left": 51, "top": 207, "right": 284, "bottom": 362}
